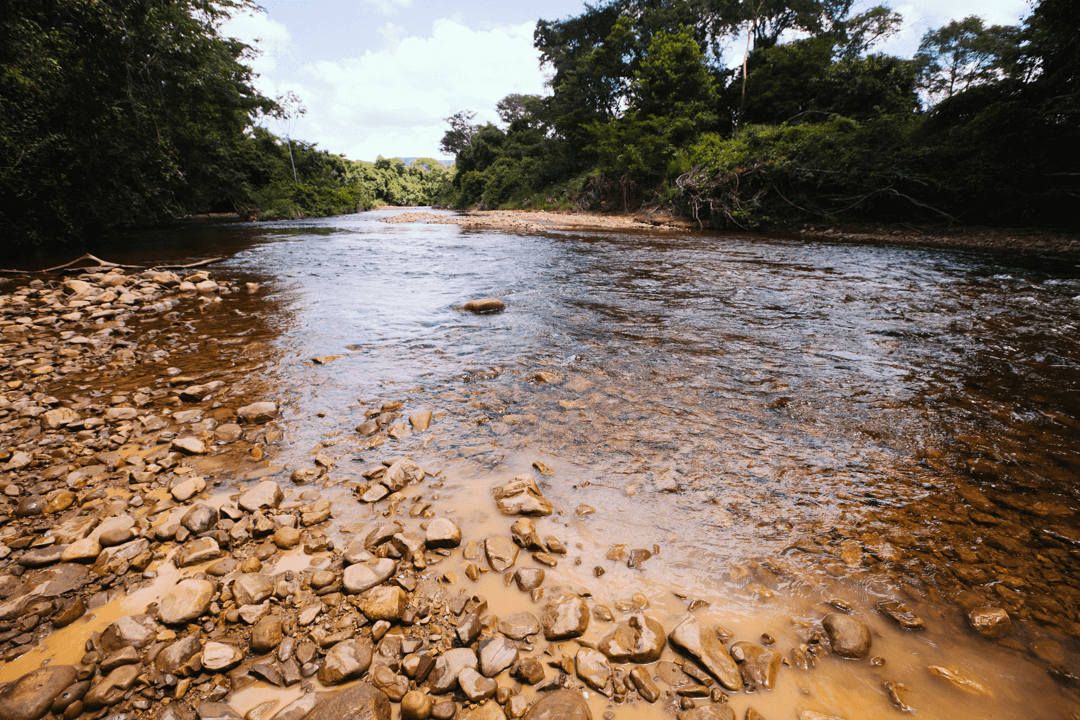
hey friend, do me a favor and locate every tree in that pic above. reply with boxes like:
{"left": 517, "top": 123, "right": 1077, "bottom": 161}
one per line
{"left": 915, "top": 16, "right": 1019, "bottom": 103}
{"left": 0, "top": 0, "right": 277, "bottom": 250}
{"left": 439, "top": 111, "right": 479, "bottom": 156}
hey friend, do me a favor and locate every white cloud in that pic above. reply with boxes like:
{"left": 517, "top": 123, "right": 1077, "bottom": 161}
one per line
{"left": 362, "top": 0, "right": 412, "bottom": 15}
{"left": 221, "top": 9, "right": 292, "bottom": 76}
{"left": 295, "top": 19, "right": 545, "bottom": 160}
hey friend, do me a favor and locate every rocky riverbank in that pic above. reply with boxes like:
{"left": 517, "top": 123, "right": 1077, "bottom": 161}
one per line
{"left": 0, "top": 263, "right": 1076, "bottom": 720}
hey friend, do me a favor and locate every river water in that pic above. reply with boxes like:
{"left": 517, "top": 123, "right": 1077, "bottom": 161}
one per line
{"left": 8, "top": 208, "right": 1080, "bottom": 718}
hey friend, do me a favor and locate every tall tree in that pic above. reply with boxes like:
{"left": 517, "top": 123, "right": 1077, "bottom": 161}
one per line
{"left": 915, "top": 16, "right": 1018, "bottom": 103}
{"left": 0, "top": 0, "right": 276, "bottom": 249}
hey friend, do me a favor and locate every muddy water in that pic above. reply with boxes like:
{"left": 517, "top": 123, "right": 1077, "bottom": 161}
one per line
{"left": 8, "top": 208, "right": 1080, "bottom": 718}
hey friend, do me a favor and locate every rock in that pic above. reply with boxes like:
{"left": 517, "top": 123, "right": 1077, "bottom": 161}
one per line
{"left": 238, "top": 402, "right": 279, "bottom": 424}
{"left": 428, "top": 648, "right": 479, "bottom": 694}
{"left": 459, "top": 701, "right": 504, "bottom": 720}
{"left": 239, "top": 603, "right": 271, "bottom": 624}
{"left": 234, "top": 573, "right": 274, "bottom": 606}
{"left": 498, "top": 611, "right": 541, "bottom": 640}
{"left": 514, "top": 568, "right": 544, "bottom": 591}
{"left": 99, "top": 646, "right": 140, "bottom": 673}
{"left": 269, "top": 694, "right": 319, "bottom": 720}
{"left": 61, "top": 537, "right": 102, "bottom": 563}
{"left": 462, "top": 298, "right": 505, "bottom": 314}
{"left": 492, "top": 475, "right": 553, "bottom": 516}
{"left": 927, "top": 665, "right": 991, "bottom": 695}
{"left": 319, "top": 639, "right": 374, "bottom": 685}
{"left": 967, "top": 606, "right": 1012, "bottom": 639}
{"left": 541, "top": 593, "right": 589, "bottom": 640}
{"left": 575, "top": 648, "right": 612, "bottom": 693}
{"left": 798, "top": 713, "right": 846, "bottom": 720}
{"left": 182, "top": 504, "right": 219, "bottom": 535}
{"left": 202, "top": 642, "right": 244, "bottom": 671}
{"left": 215, "top": 424, "right": 243, "bottom": 442}
{"left": 510, "top": 519, "right": 543, "bottom": 550}
{"left": 158, "top": 578, "right": 215, "bottom": 624}
{"left": 383, "top": 459, "right": 424, "bottom": 491}
{"left": 523, "top": 690, "right": 591, "bottom": 720}
{"left": 101, "top": 615, "right": 159, "bottom": 652}
{"left": 822, "top": 614, "right": 872, "bottom": 659}
{"left": 84, "top": 665, "right": 140, "bottom": 707}
{"left": 485, "top": 536, "right": 519, "bottom": 572}
{"left": 178, "top": 536, "right": 221, "bottom": 566}
{"left": 668, "top": 615, "right": 742, "bottom": 691}
{"left": 457, "top": 668, "right": 497, "bottom": 702}
{"left": 629, "top": 666, "right": 660, "bottom": 702}
{"left": 343, "top": 558, "right": 397, "bottom": 594}
{"left": 156, "top": 636, "right": 202, "bottom": 676}
{"left": 306, "top": 683, "right": 390, "bottom": 720}
{"left": 197, "top": 703, "right": 242, "bottom": 720}
{"left": 457, "top": 613, "right": 482, "bottom": 645}
{"left": 677, "top": 705, "right": 735, "bottom": 720}
{"left": 0, "top": 665, "right": 79, "bottom": 720}
{"left": 239, "top": 481, "right": 284, "bottom": 512}
{"left": 730, "top": 642, "right": 781, "bottom": 690}
{"left": 409, "top": 411, "right": 433, "bottom": 432}
{"left": 876, "top": 600, "right": 925, "bottom": 630}
{"left": 511, "top": 658, "right": 544, "bottom": 686}
{"left": 291, "top": 467, "right": 323, "bottom": 484}
{"left": 479, "top": 637, "right": 518, "bottom": 677}
{"left": 597, "top": 613, "right": 666, "bottom": 664}
{"left": 104, "top": 407, "right": 138, "bottom": 422}
{"left": 400, "top": 690, "right": 433, "bottom": 720}
{"left": 172, "top": 437, "right": 207, "bottom": 454}
{"left": 425, "top": 518, "right": 462, "bottom": 548}
{"left": 360, "top": 586, "right": 407, "bottom": 621}
{"left": 274, "top": 527, "right": 302, "bottom": 549}
{"left": 43, "top": 408, "right": 79, "bottom": 430}
{"left": 251, "top": 616, "right": 284, "bottom": 653}
{"left": 170, "top": 476, "right": 206, "bottom": 502}
{"left": 15, "top": 495, "right": 46, "bottom": 518}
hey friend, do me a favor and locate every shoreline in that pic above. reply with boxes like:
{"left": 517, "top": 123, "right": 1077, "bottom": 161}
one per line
{"left": 380, "top": 208, "right": 1080, "bottom": 257}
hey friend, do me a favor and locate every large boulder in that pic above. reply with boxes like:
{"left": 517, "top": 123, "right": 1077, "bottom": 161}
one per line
{"left": 524, "top": 690, "right": 591, "bottom": 720}
{"left": 0, "top": 665, "right": 79, "bottom": 720}
{"left": 305, "top": 684, "right": 390, "bottom": 720}
{"left": 668, "top": 615, "right": 742, "bottom": 691}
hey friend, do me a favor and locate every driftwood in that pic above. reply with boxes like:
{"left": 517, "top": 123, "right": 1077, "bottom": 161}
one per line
{"left": 0, "top": 253, "right": 225, "bottom": 275}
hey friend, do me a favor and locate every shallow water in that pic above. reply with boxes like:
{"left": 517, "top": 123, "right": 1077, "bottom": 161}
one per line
{"left": 8, "top": 208, "right": 1080, "bottom": 718}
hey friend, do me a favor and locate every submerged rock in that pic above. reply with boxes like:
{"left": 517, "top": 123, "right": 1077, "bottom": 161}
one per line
{"left": 668, "top": 615, "right": 742, "bottom": 691}
{"left": 492, "top": 475, "right": 554, "bottom": 516}
{"left": 597, "top": 612, "right": 666, "bottom": 664}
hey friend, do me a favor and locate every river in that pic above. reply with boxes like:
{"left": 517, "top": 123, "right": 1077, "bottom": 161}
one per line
{"left": 3, "top": 207, "right": 1079, "bottom": 719}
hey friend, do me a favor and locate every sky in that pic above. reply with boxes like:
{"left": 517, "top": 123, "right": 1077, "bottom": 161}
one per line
{"left": 221, "top": 0, "right": 1032, "bottom": 162}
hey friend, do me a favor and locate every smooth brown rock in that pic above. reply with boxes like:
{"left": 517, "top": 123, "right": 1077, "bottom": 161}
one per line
{"left": 575, "top": 648, "right": 612, "bottom": 693}
{"left": 251, "top": 616, "right": 285, "bottom": 653}
{"left": 822, "top": 614, "right": 872, "bottom": 659}
{"left": 428, "top": 648, "right": 478, "bottom": 694}
{"left": 0, "top": 665, "right": 79, "bottom": 720}
{"left": 425, "top": 518, "right": 462, "bottom": 548}
{"left": 730, "top": 641, "right": 781, "bottom": 690}
{"left": 359, "top": 586, "right": 407, "bottom": 621}
{"left": 523, "top": 690, "right": 590, "bottom": 720}
{"left": 492, "top": 475, "right": 553, "bottom": 516}
{"left": 238, "top": 481, "right": 284, "bottom": 512}
{"left": 967, "top": 606, "right": 1012, "bottom": 639}
{"left": 318, "top": 639, "right": 374, "bottom": 685}
{"left": 485, "top": 536, "right": 519, "bottom": 572}
{"left": 234, "top": 573, "right": 274, "bottom": 606}
{"left": 498, "top": 611, "right": 541, "bottom": 640}
{"left": 158, "top": 579, "right": 215, "bottom": 624}
{"left": 238, "top": 402, "right": 279, "bottom": 424}
{"left": 668, "top": 615, "right": 742, "bottom": 691}
{"left": 462, "top": 298, "right": 505, "bottom": 314}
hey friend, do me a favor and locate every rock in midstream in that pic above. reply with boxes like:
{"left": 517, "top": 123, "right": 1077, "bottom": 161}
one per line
{"left": 822, "top": 613, "right": 873, "bottom": 659}
{"left": 667, "top": 615, "right": 743, "bottom": 691}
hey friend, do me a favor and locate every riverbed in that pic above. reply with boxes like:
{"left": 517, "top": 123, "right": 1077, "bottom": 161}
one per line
{"left": 2, "top": 207, "right": 1079, "bottom": 720}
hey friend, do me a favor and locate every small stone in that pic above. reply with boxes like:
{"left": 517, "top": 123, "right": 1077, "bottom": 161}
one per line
{"left": 629, "top": 666, "right": 660, "bottom": 702}
{"left": 172, "top": 437, "right": 207, "bottom": 454}
{"left": 479, "top": 636, "right": 519, "bottom": 677}
{"left": 239, "top": 481, "right": 284, "bottom": 512}
{"left": 318, "top": 639, "right": 374, "bottom": 685}
{"left": 514, "top": 568, "right": 544, "bottom": 591}
{"left": 359, "top": 585, "right": 407, "bottom": 621}
{"left": 597, "top": 613, "right": 666, "bottom": 664}
{"left": 234, "top": 573, "right": 274, "bottom": 606}
{"left": 668, "top": 615, "right": 742, "bottom": 691}
{"left": 511, "top": 658, "right": 544, "bottom": 686}
{"left": 428, "top": 648, "right": 479, "bottom": 694}
{"left": 492, "top": 475, "right": 553, "bottom": 516}
{"left": 274, "top": 527, "right": 302, "bottom": 549}
{"left": 822, "top": 613, "right": 872, "bottom": 659}
{"left": 498, "top": 612, "right": 541, "bottom": 640}
{"left": 967, "top": 606, "right": 1012, "bottom": 639}
{"left": 458, "top": 668, "right": 497, "bottom": 702}
{"left": 401, "top": 690, "right": 433, "bottom": 720}
{"left": 575, "top": 648, "right": 612, "bottom": 693}
{"left": 181, "top": 504, "right": 219, "bottom": 535}
{"left": 251, "top": 615, "right": 284, "bottom": 653}
{"left": 462, "top": 298, "right": 505, "bottom": 314}
{"left": 485, "top": 536, "right": 519, "bottom": 572}
{"left": 730, "top": 642, "right": 782, "bottom": 690}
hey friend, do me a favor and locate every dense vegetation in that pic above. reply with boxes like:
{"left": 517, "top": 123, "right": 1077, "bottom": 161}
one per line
{"left": 0, "top": 0, "right": 449, "bottom": 254}
{"left": 440, "top": 0, "right": 1078, "bottom": 230}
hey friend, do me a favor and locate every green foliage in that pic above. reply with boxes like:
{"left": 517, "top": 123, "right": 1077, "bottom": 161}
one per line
{"left": 0, "top": 0, "right": 276, "bottom": 250}
{"left": 915, "top": 16, "right": 1019, "bottom": 103}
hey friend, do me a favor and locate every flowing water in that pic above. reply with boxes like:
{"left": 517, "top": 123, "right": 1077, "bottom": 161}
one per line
{"left": 5, "top": 208, "right": 1080, "bottom": 719}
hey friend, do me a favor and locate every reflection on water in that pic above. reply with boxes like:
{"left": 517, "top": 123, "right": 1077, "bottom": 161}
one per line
{"left": 25, "top": 208, "right": 1078, "bottom": 717}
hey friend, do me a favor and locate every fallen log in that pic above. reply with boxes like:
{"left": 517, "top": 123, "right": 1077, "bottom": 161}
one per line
{"left": 0, "top": 253, "right": 225, "bottom": 275}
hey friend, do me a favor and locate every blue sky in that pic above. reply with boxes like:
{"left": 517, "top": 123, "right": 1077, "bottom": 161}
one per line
{"left": 223, "top": 0, "right": 1031, "bottom": 162}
